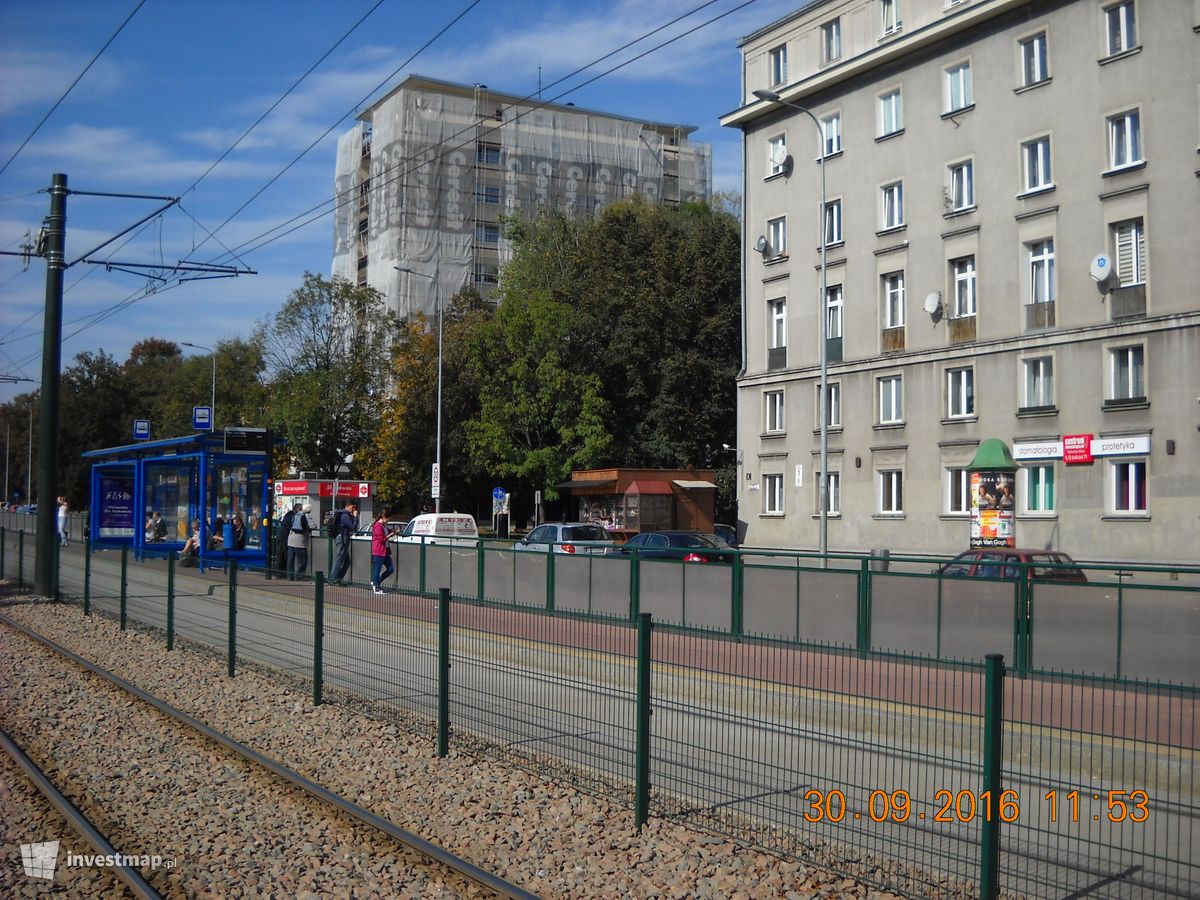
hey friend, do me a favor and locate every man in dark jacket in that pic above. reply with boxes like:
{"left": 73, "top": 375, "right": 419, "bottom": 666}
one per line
{"left": 276, "top": 504, "right": 297, "bottom": 573}
{"left": 329, "top": 502, "right": 358, "bottom": 584}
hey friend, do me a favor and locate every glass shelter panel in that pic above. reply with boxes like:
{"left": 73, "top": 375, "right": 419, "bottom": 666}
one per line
{"left": 144, "top": 462, "right": 194, "bottom": 543}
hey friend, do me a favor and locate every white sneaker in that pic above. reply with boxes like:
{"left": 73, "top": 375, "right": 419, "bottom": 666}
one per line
{"left": 372, "top": 586, "right": 384, "bottom": 594}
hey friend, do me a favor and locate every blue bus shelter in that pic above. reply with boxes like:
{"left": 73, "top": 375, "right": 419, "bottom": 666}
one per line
{"left": 84, "top": 430, "right": 273, "bottom": 570}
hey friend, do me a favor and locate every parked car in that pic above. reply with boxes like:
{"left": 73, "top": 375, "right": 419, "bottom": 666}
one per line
{"left": 933, "top": 549, "right": 1088, "bottom": 583}
{"left": 351, "top": 520, "right": 408, "bottom": 547}
{"left": 609, "top": 531, "right": 733, "bottom": 563}
{"left": 712, "top": 523, "right": 739, "bottom": 548}
{"left": 514, "top": 522, "right": 614, "bottom": 555}
{"left": 396, "top": 512, "right": 479, "bottom": 547}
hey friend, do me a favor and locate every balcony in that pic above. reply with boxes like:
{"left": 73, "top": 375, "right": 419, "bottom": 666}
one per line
{"left": 881, "top": 327, "right": 905, "bottom": 353}
{"left": 1026, "top": 300, "right": 1055, "bottom": 330}
{"left": 767, "top": 346, "right": 787, "bottom": 372}
{"left": 1110, "top": 284, "right": 1146, "bottom": 321}
{"left": 949, "top": 316, "right": 976, "bottom": 344}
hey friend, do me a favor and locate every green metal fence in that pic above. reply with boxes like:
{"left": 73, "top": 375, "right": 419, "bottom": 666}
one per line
{"left": 1, "top": 528, "right": 1196, "bottom": 898}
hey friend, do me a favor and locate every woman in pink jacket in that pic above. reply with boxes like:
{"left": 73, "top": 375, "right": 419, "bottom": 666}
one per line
{"left": 370, "top": 509, "right": 397, "bottom": 594}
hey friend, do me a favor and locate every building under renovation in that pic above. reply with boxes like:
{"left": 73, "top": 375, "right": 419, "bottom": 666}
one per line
{"left": 332, "top": 74, "right": 712, "bottom": 321}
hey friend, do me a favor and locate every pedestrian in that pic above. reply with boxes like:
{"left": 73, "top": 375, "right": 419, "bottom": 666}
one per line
{"left": 370, "top": 509, "right": 397, "bottom": 594}
{"left": 286, "top": 503, "right": 313, "bottom": 581}
{"left": 275, "top": 504, "right": 296, "bottom": 573}
{"left": 57, "top": 496, "right": 69, "bottom": 546}
{"left": 329, "top": 502, "right": 358, "bottom": 584}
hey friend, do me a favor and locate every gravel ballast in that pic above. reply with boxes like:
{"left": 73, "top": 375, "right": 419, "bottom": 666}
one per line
{"left": 1, "top": 595, "right": 905, "bottom": 898}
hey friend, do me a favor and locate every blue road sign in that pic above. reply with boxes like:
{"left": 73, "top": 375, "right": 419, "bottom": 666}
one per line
{"left": 133, "top": 419, "right": 151, "bottom": 440}
{"left": 492, "top": 486, "right": 505, "bottom": 500}
{"left": 193, "top": 406, "right": 213, "bottom": 431}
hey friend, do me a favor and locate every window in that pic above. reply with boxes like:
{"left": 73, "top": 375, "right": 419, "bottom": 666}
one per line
{"left": 1107, "top": 110, "right": 1142, "bottom": 169}
{"left": 1022, "top": 465, "right": 1056, "bottom": 514}
{"left": 474, "top": 263, "right": 499, "bottom": 285}
{"left": 947, "top": 468, "right": 970, "bottom": 514}
{"left": 945, "top": 62, "right": 973, "bottom": 112}
{"left": 476, "top": 185, "right": 501, "bottom": 204}
{"left": 475, "top": 222, "right": 500, "bottom": 244}
{"left": 952, "top": 256, "right": 977, "bottom": 317}
{"left": 1110, "top": 345, "right": 1144, "bottom": 401}
{"left": 881, "top": 0, "right": 901, "bottom": 35}
{"left": 1028, "top": 240, "right": 1055, "bottom": 305}
{"left": 1104, "top": 1, "right": 1136, "bottom": 56}
{"left": 880, "top": 89, "right": 903, "bottom": 136}
{"left": 879, "top": 470, "right": 903, "bottom": 514}
{"left": 1022, "top": 136, "right": 1052, "bottom": 191}
{"left": 821, "top": 382, "right": 842, "bottom": 429}
{"left": 822, "top": 19, "right": 842, "bottom": 63}
{"left": 764, "top": 390, "right": 784, "bottom": 432}
{"left": 768, "top": 134, "right": 788, "bottom": 176}
{"left": 1110, "top": 459, "right": 1146, "bottom": 513}
{"left": 822, "top": 112, "right": 842, "bottom": 156}
{"left": 1020, "top": 32, "right": 1049, "bottom": 86}
{"left": 767, "top": 216, "right": 787, "bottom": 258}
{"left": 883, "top": 272, "right": 905, "bottom": 328}
{"left": 947, "top": 366, "right": 975, "bottom": 418}
{"left": 1023, "top": 356, "right": 1054, "bottom": 408}
{"left": 1113, "top": 219, "right": 1146, "bottom": 285}
{"left": 878, "top": 375, "right": 903, "bottom": 424}
{"left": 477, "top": 142, "right": 501, "bottom": 165}
{"left": 769, "top": 44, "right": 788, "bottom": 86}
{"left": 824, "top": 200, "right": 842, "bottom": 245}
{"left": 881, "top": 181, "right": 904, "bottom": 229}
{"left": 818, "top": 470, "right": 841, "bottom": 515}
{"left": 768, "top": 298, "right": 787, "bottom": 349}
{"left": 764, "top": 473, "right": 784, "bottom": 514}
{"left": 825, "top": 285, "right": 843, "bottom": 339}
{"left": 949, "top": 160, "right": 974, "bottom": 211}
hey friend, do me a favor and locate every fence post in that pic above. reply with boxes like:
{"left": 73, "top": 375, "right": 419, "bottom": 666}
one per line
{"left": 227, "top": 561, "right": 238, "bottom": 677}
{"left": 634, "top": 611, "right": 653, "bottom": 831}
{"left": 313, "top": 572, "right": 325, "bottom": 706}
{"left": 53, "top": 536, "right": 61, "bottom": 601}
{"left": 629, "top": 551, "right": 641, "bottom": 621}
{"left": 83, "top": 537, "right": 91, "bottom": 616}
{"left": 419, "top": 539, "right": 428, "bottom": 594}
{"left": 119, "top": 544, "right": 128, "bottom": 630}
{"left": 476, "top": 542, "right": 485, "bottom": 602}
{"left": 437, "top": 587, "right": 450, "bottom": 758}
{"left": 857, "top": 557, "right": 871, "bottom": 656}
{"left": 731, "top": 551, "right": 744, "bottom": 639}
{"left": 166, "top": 553, "right": 176, "bottom": 650}
{"left": 979, "top": 653, "right": 1005, "bottom": 900}
{"left": 18, "top": 530, "right": 25, "bottom": 588}
{"left": 545, "top": 547, "right": 556, "bottom": 613}
{"left": 1, "top": 526, "right": 5, "bottom": 579}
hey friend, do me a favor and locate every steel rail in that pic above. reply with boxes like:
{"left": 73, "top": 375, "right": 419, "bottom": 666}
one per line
{"left": 0, "top": 612, "right": 541, "bottom": 900}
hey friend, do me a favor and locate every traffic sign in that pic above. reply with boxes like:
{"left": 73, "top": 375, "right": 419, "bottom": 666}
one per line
{"left": 492, "top": 486, "right": 505, "bottom": 500}
{"left": 431, "top": 463, "right": 441, "bottom": 499}
{"left": 193, "top": 406, "right": 212, "bottom": 431}
{"left": 133, "top": 419, "right": 151, "bottom": 441}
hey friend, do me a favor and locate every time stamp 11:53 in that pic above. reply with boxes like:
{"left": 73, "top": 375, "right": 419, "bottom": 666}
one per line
{"left": 798, "top": 789, "right": 1151, "bottom": 825}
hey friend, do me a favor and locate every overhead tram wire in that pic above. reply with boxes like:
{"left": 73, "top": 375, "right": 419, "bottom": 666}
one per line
{"left": 0, "top": 0, "right": 150, "bottom": 177}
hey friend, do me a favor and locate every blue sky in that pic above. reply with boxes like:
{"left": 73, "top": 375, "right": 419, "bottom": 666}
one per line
{"left": 0, "top": 0, "right": 797, "bottom": 405}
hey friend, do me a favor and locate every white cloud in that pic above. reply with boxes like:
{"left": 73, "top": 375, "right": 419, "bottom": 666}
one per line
{"left": 0, "top": 50, "right": 125, "bottom": 117}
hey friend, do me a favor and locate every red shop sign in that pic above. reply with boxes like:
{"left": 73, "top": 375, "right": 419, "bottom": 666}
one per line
{"left": 1062, "top": 434, "right": 1094, "bottom": 465}
{"left": 276, "top": 481, "right": 310, "bottom": 495}
{"left": 318, "top": 482, "right": 369, "bottom": 498}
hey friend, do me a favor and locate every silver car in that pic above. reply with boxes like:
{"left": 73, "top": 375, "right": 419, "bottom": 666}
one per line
{"left": 514, "top": 522, "right": 615, "bottom": 555}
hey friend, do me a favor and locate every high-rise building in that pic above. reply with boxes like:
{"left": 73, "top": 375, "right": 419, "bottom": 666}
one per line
{"left": 333, "top": 74, "right": 711, "bottom": 321}
{"left": 721, "top": 0, "right": 1199, "bottom": 562}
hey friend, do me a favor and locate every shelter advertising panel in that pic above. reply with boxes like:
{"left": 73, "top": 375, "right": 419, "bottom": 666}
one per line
{"left": 970, "top": 471, "right": 1015, "bottom": 548}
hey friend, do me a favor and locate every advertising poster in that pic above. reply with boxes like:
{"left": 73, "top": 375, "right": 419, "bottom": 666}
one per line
{"left": 99, "top": 475, "right": 135, "bottom": 537}
{"left": 970, "top": 471, "right": 1015, "bottom": 548}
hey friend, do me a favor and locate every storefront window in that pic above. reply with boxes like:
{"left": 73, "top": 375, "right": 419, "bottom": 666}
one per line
{"left": 144, "top": 462, "right": 194, "bottom": 542}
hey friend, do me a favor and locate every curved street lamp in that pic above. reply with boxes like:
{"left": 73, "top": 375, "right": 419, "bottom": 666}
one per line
{"left": 753, "top": 88, "right": 830, "bottom": 564}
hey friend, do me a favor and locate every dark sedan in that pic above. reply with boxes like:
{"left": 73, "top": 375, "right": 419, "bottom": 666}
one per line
{"left": 610, "top": 531, "right": 733, "bottom": 563}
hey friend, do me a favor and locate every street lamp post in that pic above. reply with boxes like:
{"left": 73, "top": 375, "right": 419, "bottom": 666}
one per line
{"left": 181, "top": 342, "right": 216, "bottom": 431}
{"left": 395, "top": 266, "right": 442, "bottom": 513}
{"left": 753, "top": 89, "right": 829, "bottom": 564}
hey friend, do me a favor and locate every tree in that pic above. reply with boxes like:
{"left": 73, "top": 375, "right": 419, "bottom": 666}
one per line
{"left": 258, "top": 273, "right": 400, "bottom": 478}
{"left": 58, "top": 351, "right": 130, "bottom": 504}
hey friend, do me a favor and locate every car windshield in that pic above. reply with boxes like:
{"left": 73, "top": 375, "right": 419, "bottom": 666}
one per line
{"left": 1028, "top": 553, "right": 1084, "bottom": 579}
{"left": 563, "top": 525, "right": 609, "bottom": 541}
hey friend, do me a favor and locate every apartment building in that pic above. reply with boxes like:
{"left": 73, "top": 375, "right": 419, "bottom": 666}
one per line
{"left": 721, "top": 0, "right": 1200, "bottom": 562}
{"left": 333, "top": 75, "right": 711, "bottom": 321}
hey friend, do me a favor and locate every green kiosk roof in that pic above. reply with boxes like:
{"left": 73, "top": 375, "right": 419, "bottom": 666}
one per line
{"left": 968, "top": 438, "right": 1018, "bottom": 472}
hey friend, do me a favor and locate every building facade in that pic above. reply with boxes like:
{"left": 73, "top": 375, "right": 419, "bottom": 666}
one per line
{"left": 721, "top": 0, "right": 1199, "bottom": 562}
{"left": 333, "top": 75, "right": 711, "bottom": 321}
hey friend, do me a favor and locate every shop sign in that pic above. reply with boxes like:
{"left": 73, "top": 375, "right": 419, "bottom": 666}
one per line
{"left": 1062, "top": 434, "right": 1094, "bottom": 465}
{"left": 1091, "top": 435, "right": 1150, "bottom": 457}
{"left": 275, "top": 481, "right": 309, "bottom": 495}
{"left": 1013, "top": 441, "right": 1063, "bottom": 461}
{"left": 318, "top": 482, "right": 370, "bottom": 498}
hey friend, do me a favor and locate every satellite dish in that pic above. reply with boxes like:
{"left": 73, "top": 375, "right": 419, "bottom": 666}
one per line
{"left": 923, "top": 292, "right": 942, "bottom": 315}
{"left": 780, "top": 154, "right": 794, "bottom": 177}
{"left": 1090, "top": 253, "right": 1114, "bottom": 283}
{"left": 755, "top": 235, "right": 769, "bottom": 254}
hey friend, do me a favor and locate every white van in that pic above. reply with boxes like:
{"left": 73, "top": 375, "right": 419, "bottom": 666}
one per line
{"left": 397, "top": 513, "right": 479, "bottom": 546}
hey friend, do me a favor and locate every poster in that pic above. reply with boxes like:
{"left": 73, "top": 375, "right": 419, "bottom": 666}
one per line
{"left": 99, "top": 475, "right": 135, "bottom": 537}
{"left": 970, "top": 471, "right": 1015, "bottom": 548}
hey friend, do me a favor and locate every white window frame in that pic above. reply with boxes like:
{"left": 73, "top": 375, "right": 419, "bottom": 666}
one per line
{"left": 822, "top": 381, "right": 842, "bottom": 429}
{"left": 1028, "top": 239, "right": 1055, "bottom": 305}
{"left": 767, "top": 133, "right": 788, "bottom": 177}
{"left": 475, "top": 222, "right": 500, "bottom": 244}
{"left": 824, "top": 199, "right": 842, "bottom": 246}
{"left": 881, "top": 181, "right": 904, "bottom": 230}
{"left": 763, "top": 473, "right": 785, "bottom": 514}
{"left": 1104, "top": 1, "right": 1137, "bottom": 57}
{"left": 1021, "top": 135, "right": 1053, "bottom": 192}
{"left": 1109, "top": 345, "right": 1145, "bottom": 401}
{"left": 881, "top": 0, "right": 901, "bottom": 36}
{"left": 1022, "top": 356, "right": 1054, "bottom": 408}
{"left": 769, "top": 44, "right": 788, "bottom": 86}
{"left": 952, "top": 256, "right": 977, "bottom": 317}
{"left": 879, "top": 89, "right": 903, "bottom": 136}
{"left": 1112, "top": 219, "right": 1146, "bottom": 286}
{"left": 878, "top": 374, "right": 903, "bottom": 425}
{"left": 821, "top": 470, "right": 842, "bottom": 516}
{"left": 1019, "top": 31, "right": 1049, "bottom": 86}
{"left": 949, "top": 159, "right": 974, "bottom": 211}
{"left": 883, "top": 272, "right": 905, "bottom": 328}
{"left": 947, "top": 366, "right": 975, "bottom": 418}
{"left": 764, "top": 389, "right": 785, "bottom": 433}
{"left": 825, "top": 284, "right": 844, "bottom": 340}
{"left": 767, "top": 215, "right": 787, "bottom": 258}
{"left": 946, "top": 467, "right": 970, "bottom": 515}
{"left": 477, "top": 142, "right": 501, "bottom": 166}
{"left": 477, "top": 184, "right": 501, "bottom": 204}
{"left": 822, "top": 112, "right": 842, "bottom": 156}
{"left": 945, "top": 61, "right": 973, "bottom": 112}
{"left": 879, "top": 469, "right": 904, "bottom": 515}
{"left": 1020, "top": 464, "right": 1057, "bottom": 515}
{"left": 768, "top": 297, "right": 787, "bottom": 349}
{"left": 822, "top": 18, "right": 842, "bottom": 63}
{"left": 1109, "top": 459, "right": 1147, "bottom": 515}
{"left": 1106, "top": 109, "right": 1143, "bottom": 170}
